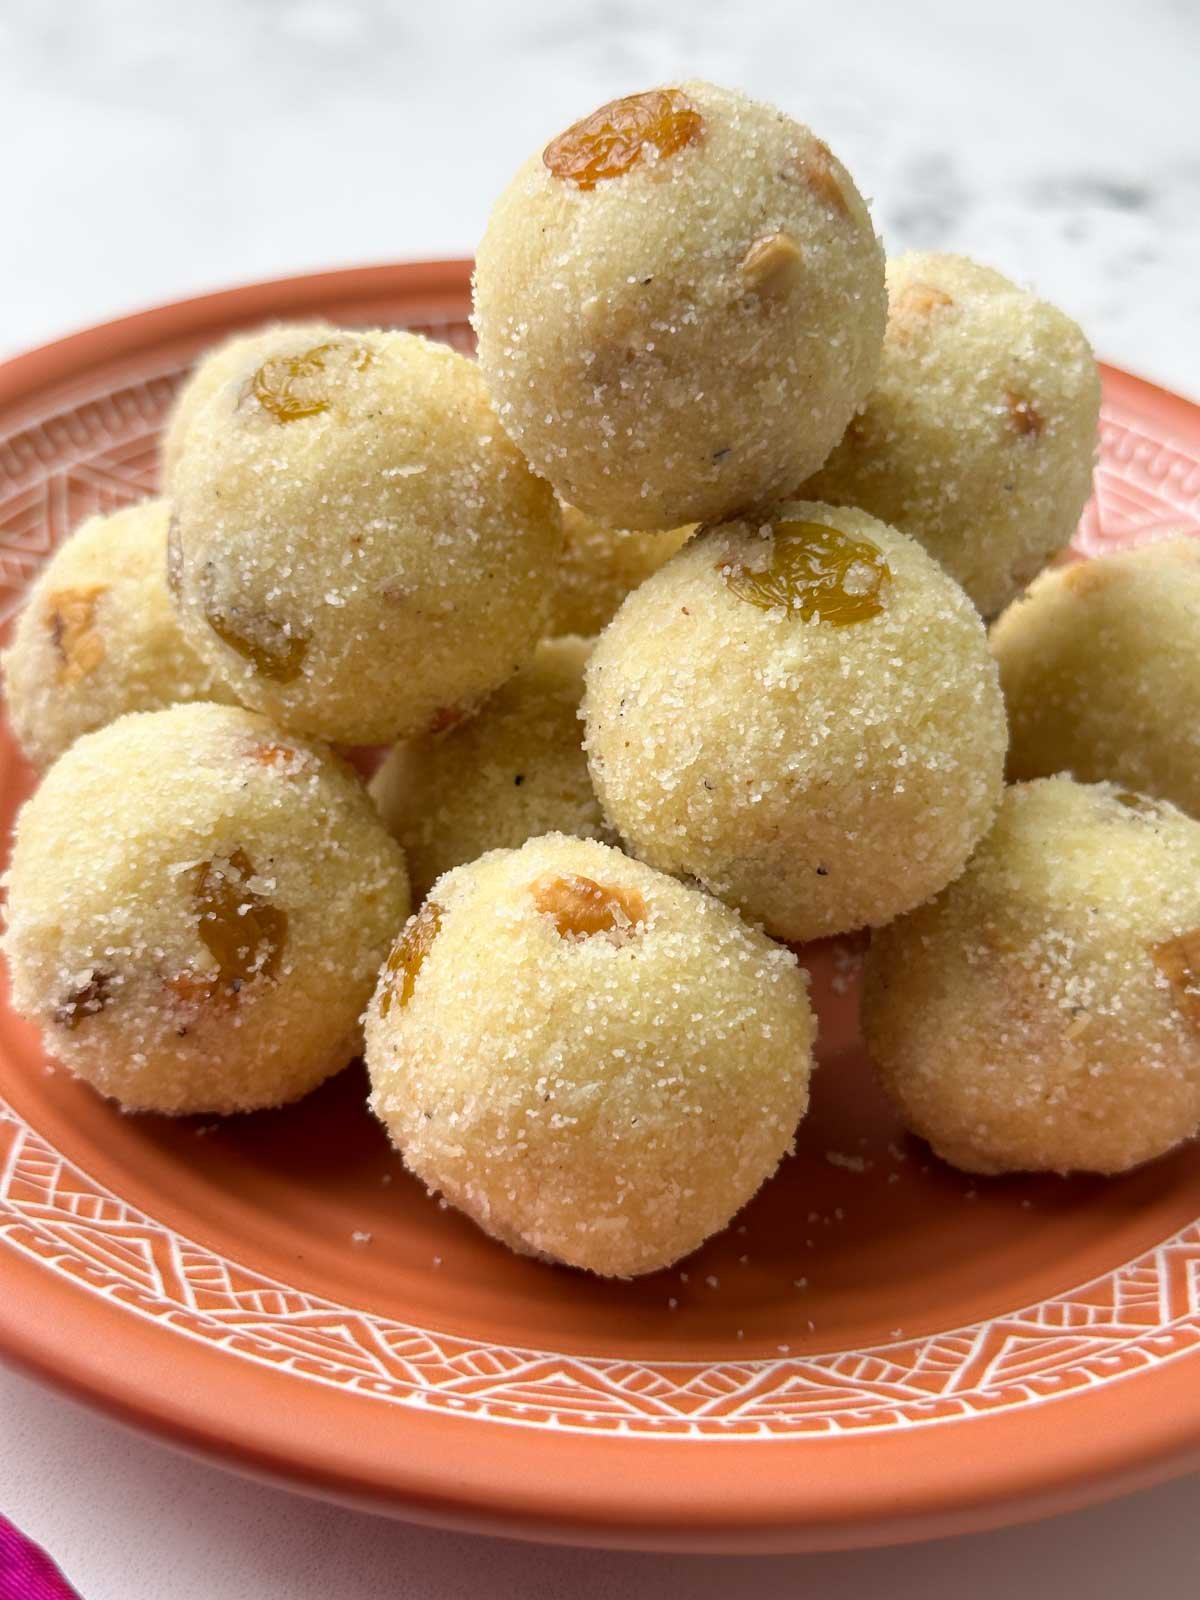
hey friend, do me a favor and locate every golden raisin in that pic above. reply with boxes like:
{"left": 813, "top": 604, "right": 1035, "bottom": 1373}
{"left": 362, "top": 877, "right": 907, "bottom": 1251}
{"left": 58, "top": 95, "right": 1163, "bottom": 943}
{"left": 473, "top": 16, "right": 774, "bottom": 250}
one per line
{"left": 54, "top": 969, "right": 114, "bottom": 1030}
{"left": 739, "top": 231, "right": 804, "bottom": 298}
{"left": 249, "top": 741, "right": 301, "bottom": 768}
{"left": 203, "top": 595, "right": 309, "bottom": 684}
{"left": 719, "top": 520, "right": 891, "bottom": 625}
{"left": 380, "top": 901, "right": 443, "bottom": 1017}
{"left": 1150, "top": 929, "right": 1200, "bottom": 1029}
{"left": 1006, "top": 390, "right": 1045, "bottom": 438}
{"left": 890, "top": 282, "right": 954, "bottom": 343}
{"left": 249, "top": 340, "right": 373, "bottom": 424}
{"left": 529, "top": 873, "right": 647, "bottom": 940}
{"left": 183, "top": 848, "right": 287, "bottom": 1003}
{"left": 543, "top": 89, "right": 703, "bottom": 190}
{"left": 47, "top": 586, "right": 107, "bottom": 684}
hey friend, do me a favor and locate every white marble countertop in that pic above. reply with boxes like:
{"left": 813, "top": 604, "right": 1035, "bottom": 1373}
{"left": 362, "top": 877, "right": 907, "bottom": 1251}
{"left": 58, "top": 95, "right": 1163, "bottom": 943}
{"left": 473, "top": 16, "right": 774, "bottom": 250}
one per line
{"left": 1, "top": 1, "right": 1198, "bottom": 1596}
{"left": 1, "top": 0, "right": 1197, "bottom": 397}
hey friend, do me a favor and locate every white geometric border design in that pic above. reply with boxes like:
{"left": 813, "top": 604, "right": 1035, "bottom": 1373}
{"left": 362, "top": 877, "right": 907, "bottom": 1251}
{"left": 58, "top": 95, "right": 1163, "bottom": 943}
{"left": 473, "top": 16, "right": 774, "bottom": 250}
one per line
{"left": 2, "top": 1099, "right": 1199, "bottom": 1438}
{"left": 1, "top": 314, "right": 1199, "bottom": 1442}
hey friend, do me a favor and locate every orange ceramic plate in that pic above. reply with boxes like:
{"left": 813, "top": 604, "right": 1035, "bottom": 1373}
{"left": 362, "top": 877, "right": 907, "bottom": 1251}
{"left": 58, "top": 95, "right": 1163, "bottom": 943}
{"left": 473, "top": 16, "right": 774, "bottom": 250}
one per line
{"left": 1, "top": 261, "right": 1199, "bottom": 1553}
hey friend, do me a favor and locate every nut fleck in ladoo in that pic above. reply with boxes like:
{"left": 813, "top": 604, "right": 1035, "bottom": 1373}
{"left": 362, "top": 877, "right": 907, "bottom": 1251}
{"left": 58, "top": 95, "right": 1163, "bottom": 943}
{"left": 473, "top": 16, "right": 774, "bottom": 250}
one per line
{"left": 863, "top": 778, "right": 1200, "bottom": 1175}
{"left": 365, "top": 833, "right": 815, "bottom": 1276}
{"left": 3, "top": 703, "right": 410, "bottom": 1114}
{"left": 803, "top": 252, "right": 1100, "bottom": 616}
{"left": 371, "top": 636, "right": 610, "bottom": 901}
{"left": 584, "top": 502, "right": 1006, "bottom": 942}
{"left": 170, "top": 326, "right": 562, "bottom": 744}
{"left": 991, "top": 537, "right": 1200, "bottom": 817}
{"left": 2, "top": 499, "right": 235, "bottom": 770}
{"left": 474, "top": 81, "right": 886, "bottom": 529}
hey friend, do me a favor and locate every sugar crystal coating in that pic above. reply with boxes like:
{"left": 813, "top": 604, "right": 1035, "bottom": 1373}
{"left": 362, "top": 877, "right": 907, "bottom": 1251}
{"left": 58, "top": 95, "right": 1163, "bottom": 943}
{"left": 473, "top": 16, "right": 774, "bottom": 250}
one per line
{"left": 170, "top": 326, "right": 562, "bottom": 744}
{"left": 365, "top": 833, "right": 815, "bottom": 1276}
{"left": 474, "top": 80, "right": 886, "bottom": 529}
{"left": 802, "top": 252, "right": 1100, "bottom": 617}
{"left": 1, "top": 499, "right": 237, "bottom": 770}
{"left": 991, "top": 538, "right": 1200, "bottom": 817}
{"left": 584, "top": 501, "right": 1007, "bottom": 942}
{"left": 863, "top": 778, "right": 1200, "bottom": 1175}
{"left": 371, "top": 636, "right": 609, "bottom": 901}
{"left": 3, "top": 702, "right": 410, "bottom": 1114}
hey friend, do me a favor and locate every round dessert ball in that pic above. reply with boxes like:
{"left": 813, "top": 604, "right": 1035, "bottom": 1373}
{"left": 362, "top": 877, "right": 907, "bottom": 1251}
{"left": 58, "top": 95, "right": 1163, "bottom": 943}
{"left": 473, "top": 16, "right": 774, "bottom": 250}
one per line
{"left": 365, "top": 833, "right": 814, "bottom": 1276}
{"left": 474, "top": 80, "right": 886, "bottom": 530}
{"left": 169, "top": 326, "right": 562, "bottom": 744}
{"left": 3, "top": 702, "right": 410, "bottom": 1115}
{"left": 547, "top": 506, "right": 693, "bottom": 637}
{"left": 371, "top": 637, "right": 609, "bottom": 901}
{"left": 991, "top": 538, "right": 1200, "bottom": 817}
{"left": 863, "top": 778, "right": 1200, "bottom": 1175}
{"left": 2, "top": 499, "right": 236, "bottom": 770}
{"left": 160, "top": 321, "right": 335, "bottom": 488}
{"left": 583, "top": 501, "right": 1007, "bottom": 943}
{"left": 802, "top": 252, "right": 1101, "bottom": 617}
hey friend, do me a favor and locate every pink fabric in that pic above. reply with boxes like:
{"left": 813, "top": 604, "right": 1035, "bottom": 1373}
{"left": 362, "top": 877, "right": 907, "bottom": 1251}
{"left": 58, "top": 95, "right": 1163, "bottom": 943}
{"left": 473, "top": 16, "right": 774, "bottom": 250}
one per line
{"left": 0, "top": 1516, "right": 81, "bottom": 1600}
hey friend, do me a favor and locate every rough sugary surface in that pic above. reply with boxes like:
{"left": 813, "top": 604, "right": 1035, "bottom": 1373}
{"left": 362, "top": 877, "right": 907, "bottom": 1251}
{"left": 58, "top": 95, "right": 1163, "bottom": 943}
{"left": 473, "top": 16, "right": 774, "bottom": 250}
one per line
{"left": 170, "top": 327, "right": 562, "bottom": 744}
{"left": 583, "top": 501, "right": 1007, "bottom": 942}
{"left": 2, "top": 703, "right": 410, "bottom": 1114}
{"left": 159, "top": 321, "right": 336, "bottom": 487}
{"left": 473, "top": 80, "right": 886, "bottom": 530}
{"left": 365, "top": 833, "right": 815, "bottom": 1276}
{"left": 802, "top": 252, "right": 1101, "bottom": 617}
{"left": 991, "top": 538, "right": 1200, "bottom": 817}
{"left": 1, "top": 500, "right": 237, "bottom": 770}
{"left": 371, "top": 637, "right": 610, "bottom": 901}
{"left": 547, "top": 505, "right": 693, "bottom": 637}
{"left": 863, "top": 778, "right": 1200, "bottom": 1175}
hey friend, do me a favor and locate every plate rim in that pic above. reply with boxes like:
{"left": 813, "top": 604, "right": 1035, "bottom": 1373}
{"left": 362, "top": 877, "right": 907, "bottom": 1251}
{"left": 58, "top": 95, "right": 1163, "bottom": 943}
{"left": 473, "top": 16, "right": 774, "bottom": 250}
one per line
{"left": 1, "top": 261, "right": 1199, "bottom": 1553}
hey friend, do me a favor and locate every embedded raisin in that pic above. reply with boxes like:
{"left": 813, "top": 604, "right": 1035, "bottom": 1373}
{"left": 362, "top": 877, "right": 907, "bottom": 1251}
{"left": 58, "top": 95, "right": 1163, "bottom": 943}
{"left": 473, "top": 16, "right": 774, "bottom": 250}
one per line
{"left": 54, "top": 969, "right": 114, "bottom": 1030}
{"left": 1006, "top": 390, "right": 1045, "bottom": 438}
{"left": 183, "top": 848, "right": 287, "bottom": 1003}
{"left": 248, "top": 340, "right": 373, "bottom": 424}
{"left": 543, "top": 90, "right": 703, "bottom": 191}
{"left": 890, "top": 282, "right": 954, "bottom": 343}
{"left": 47, "top": 586, "right": 107, "bottom": 684}
{"left": 249, "top": 741, "right": 301, "bottom": 768}
{"left": 380, "top": 901, "right": 443, "bottom": 1017}
{"left": 719, "top": 520, "right": 891, "bottom": 625}
{"left": 530, "top": 873, "right": 647, "bottom": 940}
{"left": 202, "top": 584, "right": 309, "bottom": 684}
{"left": 1150, "top": 930, "right": 1200, "bottom": 1028}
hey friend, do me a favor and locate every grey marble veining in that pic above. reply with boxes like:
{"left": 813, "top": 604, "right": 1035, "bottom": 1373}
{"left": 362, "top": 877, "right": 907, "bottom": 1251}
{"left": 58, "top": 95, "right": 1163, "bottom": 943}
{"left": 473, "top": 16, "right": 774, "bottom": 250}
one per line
{"left": 1, "top": 0, "right": 1196, "bottom": 394}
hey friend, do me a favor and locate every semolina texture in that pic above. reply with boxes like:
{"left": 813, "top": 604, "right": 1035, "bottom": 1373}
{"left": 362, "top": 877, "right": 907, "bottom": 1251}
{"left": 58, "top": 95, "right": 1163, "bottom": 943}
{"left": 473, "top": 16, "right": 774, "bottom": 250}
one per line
{"left": 863, "top": 778, "right": 1200, "bottom": 1175}
{"left": 3, "top": 703, "right": 409, "bottom": 1114}
{"left": 365, "top": 833, "right": 815, "bottom": 1276}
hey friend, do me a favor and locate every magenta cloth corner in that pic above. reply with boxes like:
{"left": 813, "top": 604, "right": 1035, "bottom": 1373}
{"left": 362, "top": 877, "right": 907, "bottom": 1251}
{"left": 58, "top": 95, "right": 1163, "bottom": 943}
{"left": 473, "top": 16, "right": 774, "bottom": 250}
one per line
{"left": 0, "top": 1516, "right": 81, "bottom": 1600}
